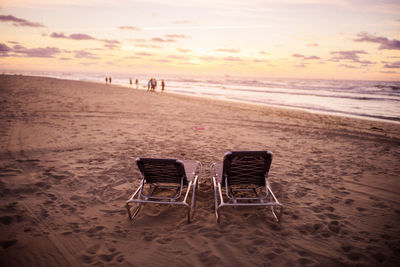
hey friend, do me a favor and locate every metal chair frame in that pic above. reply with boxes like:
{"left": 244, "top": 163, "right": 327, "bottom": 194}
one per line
{"left": 126, "top": 159, "right": 202, "bottom": 223}
{"left": 211, "top": 151, "right": 283, "bottom": 223}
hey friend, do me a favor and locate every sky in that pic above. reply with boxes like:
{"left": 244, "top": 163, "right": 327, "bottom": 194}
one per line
{"left": 0, "top": 0, "right": 399, "bottom": 80}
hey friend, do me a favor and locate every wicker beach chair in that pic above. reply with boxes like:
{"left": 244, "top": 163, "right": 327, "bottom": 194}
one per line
{"left": 126, "top": 158, "right": 202, "bottom": 223}
{"left": 210, "top": 150, "right": 283, "bottom": 223}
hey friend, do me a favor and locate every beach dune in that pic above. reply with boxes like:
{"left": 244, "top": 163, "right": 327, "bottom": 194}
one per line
{"left": 0, "top": 74, "right": 399, "bottom": 266}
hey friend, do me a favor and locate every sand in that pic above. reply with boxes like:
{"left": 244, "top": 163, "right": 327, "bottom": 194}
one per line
{"left": 0, "top": 74, "right": 399, "bottom": 266}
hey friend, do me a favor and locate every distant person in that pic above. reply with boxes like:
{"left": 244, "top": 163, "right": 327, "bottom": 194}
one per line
{"left": 151, "top": 78, "right": 156, "bottom": 92}
{"left": 147, "top": 79, "right": 151, "bottom": 91}
{"left": 105, "top": 77, "right": 108, "bottom": 84}
{"left": 109, "top": 77, "right": 112, "bottom": 84}
{"left": 161, "top": 80, "right": 165, "bottom": 92}
{"left": 130, "top": 78, "right": 132, "bottom": 87}
{"left": 135, "top": 78, "right": 139, "bottom": 89}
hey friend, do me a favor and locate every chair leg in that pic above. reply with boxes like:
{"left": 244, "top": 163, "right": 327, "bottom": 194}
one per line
{"left": 189, "top": 183, "right": 196, "bottom": 223}
{"left": 270, "top": 205, "right": 283, "bottom": 223}
{"left": 126, "top": 203, "right": 132, "bottom": 220}
{"left": 126, "top": 202, "right": 142, "bottom": 220}
{"left": 187, "top": 206, "right": 191, "bottom": 224}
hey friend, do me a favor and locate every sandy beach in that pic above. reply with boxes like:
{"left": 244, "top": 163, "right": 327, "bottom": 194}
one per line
{"left": 0, "top": 74, "right": 399, "bottom": 266}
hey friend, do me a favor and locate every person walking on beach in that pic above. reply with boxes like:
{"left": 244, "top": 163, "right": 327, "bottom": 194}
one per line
{"left": 105, "top": 77, "right": 108, "bottom": 84}
{"left": 109, "top": 77, "right": 112, "bottom": 84}
{"left": 129, "top": 78, "right": 132, "bottom": 87}
{"left": 147, "top": 79, "right": 151, "bottom": 91}
{"left": 161, "top": 80, "right": 165, "bottom": 92}
{"left": 151, "top": 78, "right": 156, "bottom": 92}
{"left": 135, "top": 78, "right": 139, "bottom": 89}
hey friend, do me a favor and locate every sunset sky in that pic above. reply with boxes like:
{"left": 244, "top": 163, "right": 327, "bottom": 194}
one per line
{"left": 1, "top": 0, "right": 399, "bottom": 80}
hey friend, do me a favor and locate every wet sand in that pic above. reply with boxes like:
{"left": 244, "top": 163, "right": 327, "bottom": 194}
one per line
{"left": 0, "top": 74, "right": 399, "bottom": 266}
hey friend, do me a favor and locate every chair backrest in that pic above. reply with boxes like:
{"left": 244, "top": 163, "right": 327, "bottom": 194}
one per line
{"left": 136, "top": 158, "right": 187, "bottom": 184}
{"left": 222, "top": 150, "right": 273, "bottom": 186}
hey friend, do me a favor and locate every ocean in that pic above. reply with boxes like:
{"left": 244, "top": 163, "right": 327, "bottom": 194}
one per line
{"left": 4, "top": 70, "right": 400, "bottom": 123}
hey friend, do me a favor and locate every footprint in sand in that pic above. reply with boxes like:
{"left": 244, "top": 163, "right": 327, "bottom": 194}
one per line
{"left": 156, "top": 237, "right": 172, "bottom": 244}
{"left": 1, "top": 239, "right": 17, "bottom": 249}
{"left": 196, "top": 250, "right": 223, "bottom": 265}
{"left": 82, "top": 244, "right": 124, "bottom": 264}
{"left": 142, "top": 231, "right": 158, "bottom": 242}
{"left": 297, "top": 257, "right": 316, "bottom": 266}
{"left": 328, "top": 221, "right": 341, "bottom": 233}
{"left": 0, "top": 216, "right": 13, "bottom": 225}
{"left": 347, "top": 252, "right": 363, "bottom": 261}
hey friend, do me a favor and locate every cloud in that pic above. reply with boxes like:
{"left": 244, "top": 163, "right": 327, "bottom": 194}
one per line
{"left": 1, "top": 44, "right": 61, "bottom": 58}
{"left": 169, "top": 54, "right": 189, "bottom": 60}
{"left": 0, "top": 14, "right": 45, "bottom": 27}
{"left": 0, "top": 43, "right": 12, "bottom": 53}
{"left": 50, "top": 32, "right": 120, "bottom": 49}
{"left": 354, "top": 32, "right": 400, "bottom": 50}
{"left": 292, "top": 53, "right": 320, "bottom": 60}
{"left": 7, "top": 41, "right": 20, "bottom": 45}
{"left": 199, "top": 56, "right": 217, "bottom": 61}
{"left": 223, "top": 56, "right": 244, "bottom": 62}
{"left": 74, "top": 50, "right": 99, "bottom": 59}
{"left": 153, "top": 59, "right": 171, "bottom": 63}
{"left": 164, "top": 34, "right": 189, "bottom": 39}
{"left": 330, "top": 50, "right": 375, "bottom": 65}
{"left": 215, "top": 48, "right": 240, "bottom": 53}
{"left": 135, "top": 44, "right": 163, "bottom": 49}
{"left": 339, "top": 64, "right": 357, "bottom": 69}
{"left": 50, "top": 32, "right": 95, "bottom": 40}
{"left": 118, "top": 26, "right": 142, "bottom": 31}
{"left": 295, "top": 63, "right": 306, "bottom": 68}
{"left": 253, "top": 59, "right": 268, "bottom": 63}
{"left": 135, "top": 52, "right": 153, "bottom": 56}
{"left": 380, "top": 70, "right": 396, "bottom": 74}
{"left": 292, "top": 53, "right": 304, "bottom": 58}
{"left": 306, "top": 43, "right": 319, "bottom": 47}
{"left": 330, "top": 50, "right": 367, "bottom": 63}
{"left": 69, "top": 33, "right": 96, "bottom": 40}
{"left": 383, "top": 61, "right": 400, "bottom": 69}
{"left": 12, "top": 45, "right": 60, "bottom": 57}
{"left": 151, "top": 37, "right": 176, "bottom": 43}
{"left": 177, "top": 48, "right": 192, "bottom": 53}
{"left": 102, "top": 39, "right": 121, "bottom": 50}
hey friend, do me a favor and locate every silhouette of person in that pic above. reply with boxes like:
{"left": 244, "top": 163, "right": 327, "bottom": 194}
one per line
{"left": 148, "top": 79, "right": 151, "bottom": 91}
{"left": 105, "top": 77, "right": 108, "bottom": 84}
{"left": 161, "top": 80, "right": 165, "bottom": 92}
{"left": 130, "top": 78, "right": 132, "bottom": 87}
{"left": 135, "top": 78, "right": 139, "bottom": 89}
{"left": 109, "top": 77, "right": 112, "bottom": 84}
{"left": 151, "top": 78, "right": 156, "bottom": 91}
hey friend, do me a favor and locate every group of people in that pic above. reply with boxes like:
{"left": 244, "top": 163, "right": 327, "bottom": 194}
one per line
{"left": 129, "top": 78, "right": 139, "bottom": 89}
{"left": 104, "top": 77, "right": 166, "bottom": 92}
{"left": 147, "top": 78, "right": 165, "bottom": 92}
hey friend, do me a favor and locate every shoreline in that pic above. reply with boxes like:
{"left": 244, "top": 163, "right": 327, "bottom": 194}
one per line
{"left": 1, "top": 74, "right": 399, "bottom": 266}
{"left": 3, "top": 72, "right": 400, "bottom": 124}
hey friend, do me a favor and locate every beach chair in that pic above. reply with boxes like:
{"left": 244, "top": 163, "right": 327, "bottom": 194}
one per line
{"left": 126, "top": 158, "right": 202, "bottom": 223}
{"left": 210, "top": 150, "right": 283, "bottom": 223}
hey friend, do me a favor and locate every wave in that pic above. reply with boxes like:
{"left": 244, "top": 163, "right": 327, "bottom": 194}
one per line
{"left": 374, "top": 84, "right": 400, "bottom": 91}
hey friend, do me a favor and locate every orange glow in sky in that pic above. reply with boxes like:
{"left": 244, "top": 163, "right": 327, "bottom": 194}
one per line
{"left": 0, "top": 0, "right": 399, "bottom": 80}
